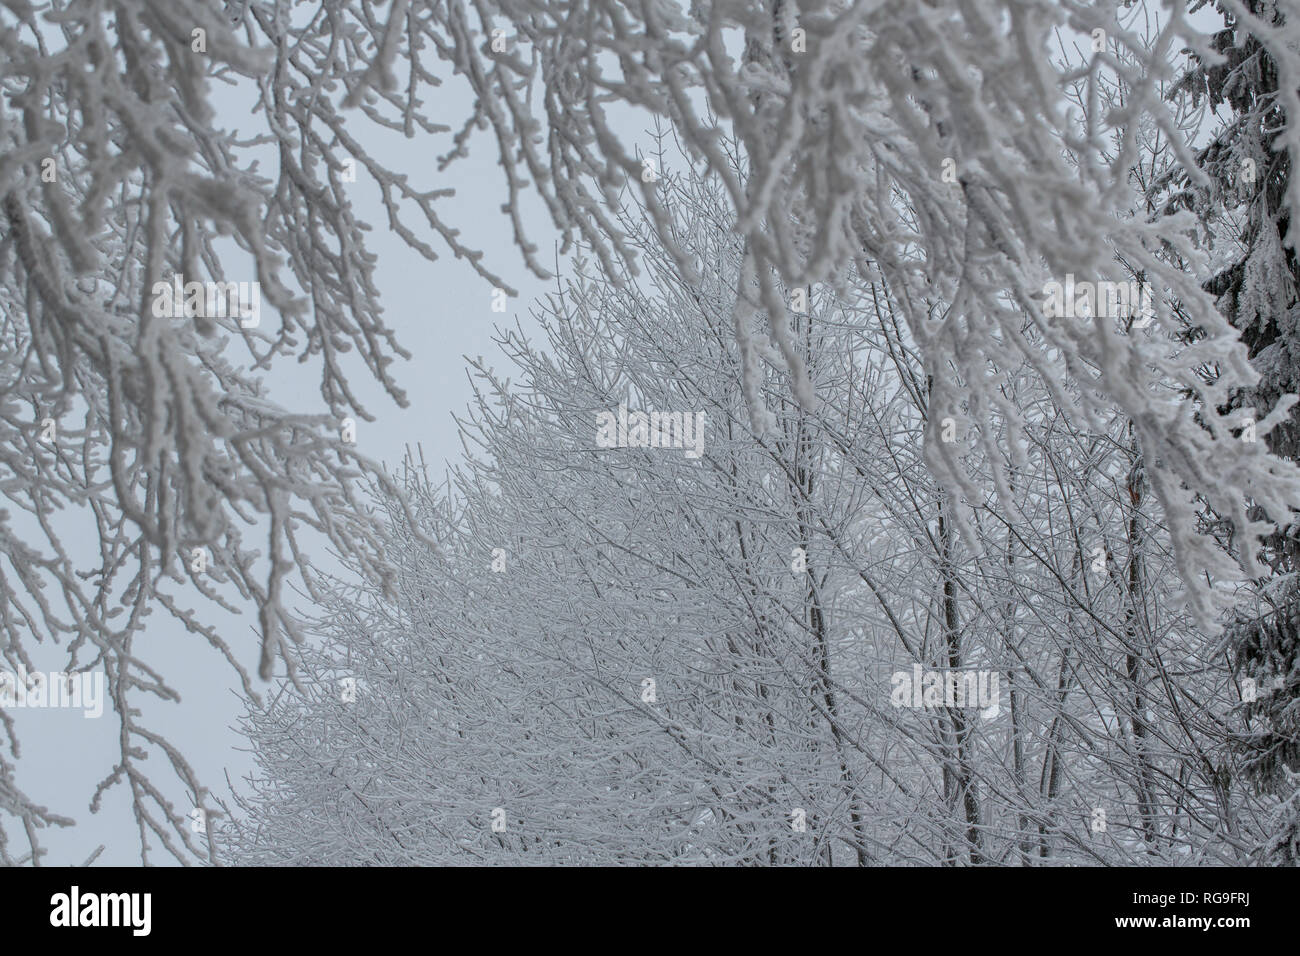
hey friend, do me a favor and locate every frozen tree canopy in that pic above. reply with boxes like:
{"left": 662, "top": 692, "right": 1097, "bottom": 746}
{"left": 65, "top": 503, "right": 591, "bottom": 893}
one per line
{"left": 2, "top": 0, "right": 1300, "bottom": 866}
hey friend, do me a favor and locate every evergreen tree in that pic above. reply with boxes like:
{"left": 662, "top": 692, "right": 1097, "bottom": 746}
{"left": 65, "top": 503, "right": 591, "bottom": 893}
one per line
{"left": 1174, "top": 0, "right": 1300, "bottom": 863}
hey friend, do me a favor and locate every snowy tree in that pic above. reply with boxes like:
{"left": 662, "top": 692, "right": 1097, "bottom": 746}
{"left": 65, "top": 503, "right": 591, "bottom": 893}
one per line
{"left": 1167, "top": 0, "right": 1300, "bottom": 864}
{"left": 5, "top": 0, "right": 1299, "bottom": 866}
{"left": 347, "top": 0, "right": 1300, "bottom": 626}
{"left": 0, "top": 0, "right": 437, "bottom": 863}
{"left": 229, "top": 147, "right": 1273, "bottom": 865}
{"left": 12, "top": 0, "right": 1289, "bottom": 628}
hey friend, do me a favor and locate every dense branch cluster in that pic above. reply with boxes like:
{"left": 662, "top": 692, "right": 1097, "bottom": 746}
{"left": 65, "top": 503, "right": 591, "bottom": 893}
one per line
{"left": 2, "top": 0, "right": 1300, "bottom": 864}
{"left": 228, "top": 156, "right": 1294, "bottom": 864}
